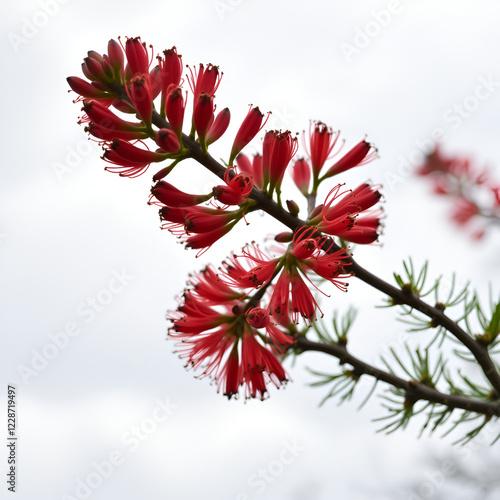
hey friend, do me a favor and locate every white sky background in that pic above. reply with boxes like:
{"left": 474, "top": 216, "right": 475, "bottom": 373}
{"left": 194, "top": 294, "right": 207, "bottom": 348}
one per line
{"left": 2, "top": 1, "right": 500, "bottom": 499}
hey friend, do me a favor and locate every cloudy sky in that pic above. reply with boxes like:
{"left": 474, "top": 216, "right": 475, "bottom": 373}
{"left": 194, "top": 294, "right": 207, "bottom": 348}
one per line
{"left": 2, "top": 1, "right": 500, "bottom": 499}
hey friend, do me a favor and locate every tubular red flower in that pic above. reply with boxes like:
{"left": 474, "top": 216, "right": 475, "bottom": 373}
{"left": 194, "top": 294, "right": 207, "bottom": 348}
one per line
{"left": 318, "top": 183, "right": 382, "bottom": 222}
{"left": 268, "top": 270, "right": 291, "bottom": 325}
{"left": 188, "top": 63, "right": 222, "bottom": 98}
{"left": 325, "top": 139, "right": 377, "bottom": 178}
{"left": 239, "top": 333, "right": 288, "bottom": 400}
{"left": 188, "top": 265, "right": 242, "bottom": 304}
{"left": 85, "top": 122, "right": 148, "bottom": 142}
{"left": 193, "top": 93, "right": 215, "bottom": 143}
{"left": 103, "top": 139, "right": 168, "bottom": 178}
{"left": 83, "top": 55, "right": 108, "bottom": 82}
{"left": 264, "top": 323, "right": 295, "bottom": 354}
{"left": 184, "top": 211, "right": 237, "bottom": 234}
{"left": 168, "top": 260, "right": 290, "bottom": 399}
{"left": 206, "top": 108, "right": 231, "bottom": 146}
{"left": 316, "top": 184, "right": 383, "bottom": 244}
{"left": 236, "top": 154, "right": 263, "bottom": 189}
{"left": 128, "top": 74, "right": 153, "bottom": 125}
{"left": 151, "top": 181, "right": 212, "bottom": 207}
{"left": 219, "top": 245, "right": 279, "bottom": 289}
{"left": 159, "top": 205, "right": 239, "bottom": 253}
{"left": 124, "top": 37, "right": 151, "bottom": 76}
{"left": 213, "top": 168, "right": 253, "bottom": 206}
{"left": 274, "top": 232, "right": 293, "bottom": 243}
{"left": 149, "top": 65, "right": 162, "bottom": 100}
{"left": 184, "top": 223, "right": 236, "bottom": 253}
{"left": 331, "top": 215, "right": 381, "bottom": 244}
{"left": 107, "top": 39, "right": 124, "bottom": 78}
{"left": 289, "top": 270, "right": 320, "bottom": 324}
{"left": 155, "top": 128, "right": 181, "bottom": 153}
{"left": 82, "top": 99, "right": 143, "bottom": 132}
{"left": 158, "top": 47, "right": 183, "bottom": 114}
{"left": 159, "top": 47, "right": 183, "bottom": 90}
{"left": 108, "top": 139, "right": 168, "bottom": 164}
{"left": 246, "top": 307, "right": 270, "bottom": 328}
{"left": 291, "top": 158, "right": 311, "bottom": 196}
{"left": 102, "top": 150, "right": 149, "bottom": 177}
{"left": 221, "top": 347, "right": 240, "bottom": 398}
{"left": 246, "top": 306, "right": 294, "bottom": 354}
{"left": 291, "top": 227, "right": 351, "bottom": 286}
{"left": 229, "top": 106, "right": 267, "bottom": 165}
{"left": 165, "top": 87, "right": 186, "bottom": 139}
{"left": 67, "top": 77, "right": 111, "bottom": 100}
{"left": 305, "top": 121, "right": 341, "bottom": 177}
{"left": 264, "top": 131, "right": 298, "bottom": 192}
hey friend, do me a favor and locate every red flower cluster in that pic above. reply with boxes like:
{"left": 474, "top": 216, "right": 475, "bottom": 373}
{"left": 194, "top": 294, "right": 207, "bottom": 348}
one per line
{"left": 149, "top": 169, "right": 254, "bottom": 254}
{"left": 311, "top": 183, "right": 383, "bottom": 244}
{"left": 220, "top": 227, "right": 352, "bottom": 325}
{"left": 69, "top": 37, "right": 385, "bottom": 399}
{"left": 68, "top": 37, "right": 262, "bottom": 251}
{"left": 68, "top": 37, "right": 265, "bottom": 179}
{"left": 290, "top": 122, "right": 378, "bottom": 196}
{"left": 418, "top": 146, "right": 500, "bottom": 239}
{"left": 169, "top": 265, "right": 291, "bottom": 400}
{"left": 169, "top": 226, "right": 352, "bottom": 399}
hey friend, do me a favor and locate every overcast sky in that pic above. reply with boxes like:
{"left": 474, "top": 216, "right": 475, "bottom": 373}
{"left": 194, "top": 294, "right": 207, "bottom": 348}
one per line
{"left": 2, "top": 1, "right": 500, "bottom": 499}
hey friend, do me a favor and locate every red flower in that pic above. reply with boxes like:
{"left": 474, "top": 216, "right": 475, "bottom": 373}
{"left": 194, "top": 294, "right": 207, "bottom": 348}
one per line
{"left": 168, "top": 267, "right": 289, "bottom": 399}
{"left": 324, "top": 139, "right": 377, "bottom": 178}
{"left": 188, "top": 63, "right": 222, "bottom": 98}
{"left": 128, "top": 74, "right": 153, "bottom": 125}
{"left": 229, "top": 106, "right": 267, "bottom": 165}
{"left": 84, "top": 123, "right": 148, "bottom": 142}
{"left": 314, "top": 183, "right": 383, "bottom": 244}
{"left": 165, "top": 86, "right": 186, "bottom": 140}
{"left": 206, "top": 108, "right": 231, "bottom": 146}
{"left": 291, "top": 158, "right": 312, "bottom": 196}
{"left": 107, "top": 39, "right": 124, "bottom": 79}
{"left": 159, "top": 205, "right": 239, "bottom": 255}
{"left": 213, "top": 168, "right": 253, "bottom": 206}
{"left": 220, "top": 245, "right": 279, "bottom": 289}
{"left": 246, "top": 308, "right": 294, "bottom": 354}
{"left": 67, "top": 77, "right": 111, "bottom": 100}
{"left": 220, "top": 228, "right": 351, "bottom": 325}
{"left": 262, "top": 130, "right": 298, "bottom": 194}
{"left": 304, "top": 121, "right": 340, "bottom": 177}
{"left": 193, "top": 93, "right": 215, "bottom": 147}
{"left": 155, "top": 129, "right": 181, "bottom": 153}
{"left": 81, "top": 99, "right": 143, "bottom": 132}
{"left": 124, "top": 37, "right": 151, "bottom": 76}
{"left": 82, "top": 53, "right": 108, "bottom": 82}
{"left": 103, "top": 139, "right": 168, "bottom": 178}
{"left": 239, "top": 333, "right": 288, "bottom": 400}
{"left": 150, "top": 181, "right": 212, "bottom": 207}
{"left": 188, "top": 264, "right": 242, "bottom": 304}
{"left": 158, "top": 47, "right": 183, "bottom": 115}
{"left": 236, "top": 154, "right": 263, "bottom": 189}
